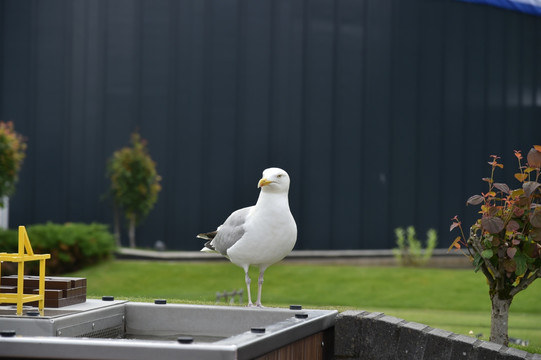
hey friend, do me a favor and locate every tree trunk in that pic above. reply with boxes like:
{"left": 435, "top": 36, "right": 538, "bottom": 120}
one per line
{"left": 113, "top": 204, "right": 121, "bottom": 247}
{"left": 128, "top": 214, "right": 136, "bottom": 248}
{"left": 0, "top": 196, "right": 8, "bottom": 230}
{"left": 490, "top": 294, "right": 512, "bottom": 346}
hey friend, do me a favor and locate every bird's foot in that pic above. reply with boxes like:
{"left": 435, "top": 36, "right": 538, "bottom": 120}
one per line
{"left": 246, "top": 302, "right": 265, "bottom": 308}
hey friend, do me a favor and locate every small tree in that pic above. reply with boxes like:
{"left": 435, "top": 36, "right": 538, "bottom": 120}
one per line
{"left": 450, "top": 147, "right": 541, "bottom": 345}
{"left": 0, "top": 121, "right": 27, "bottom": 206}
{"left": 107, "top": 132, "right": 161, "bottom": 248}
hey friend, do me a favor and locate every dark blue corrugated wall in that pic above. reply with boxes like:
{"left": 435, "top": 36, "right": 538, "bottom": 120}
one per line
{"left": 1, "top": 0, "right": 540, "bottom": 250}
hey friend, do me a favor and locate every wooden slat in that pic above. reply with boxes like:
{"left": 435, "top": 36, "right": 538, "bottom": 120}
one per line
{"left": 256, "top": 328, "right": 334, "bottom": 360}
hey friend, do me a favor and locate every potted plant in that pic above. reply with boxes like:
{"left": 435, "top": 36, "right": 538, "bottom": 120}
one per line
{"left": 0, "top": 121, "right": 27, "bottom": 229}
{"left": 450, "top": 146, "right": 541, "bottom": 345}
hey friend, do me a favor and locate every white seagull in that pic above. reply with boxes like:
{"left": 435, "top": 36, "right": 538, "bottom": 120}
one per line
{"left": 198, "top": 167, "right": 297, "bottom": 307}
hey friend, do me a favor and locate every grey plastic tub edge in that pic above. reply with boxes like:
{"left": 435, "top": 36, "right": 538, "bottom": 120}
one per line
{"left": 0, "top": 302, "right": 338, "bottom": 360}
{"left": 0, "top": 300, "right": 129, "bottom": 337}
{"left": 0, "top": 337, "right": 240, "bottom": 360}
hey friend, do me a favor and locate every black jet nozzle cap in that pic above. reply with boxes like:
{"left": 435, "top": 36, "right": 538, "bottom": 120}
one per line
{"left": 177, "top": 336, "right": 194, "bottom": 344}
{"left": 251, "top": 327, "right": 266, "bottom": 334}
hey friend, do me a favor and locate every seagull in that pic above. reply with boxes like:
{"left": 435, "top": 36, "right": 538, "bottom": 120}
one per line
{"left": 198, "top": 167, "right": 297, "bottom": 307}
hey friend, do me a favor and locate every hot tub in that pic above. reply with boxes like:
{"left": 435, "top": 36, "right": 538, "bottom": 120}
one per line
{"left": 0, "top": 299, "right": 337, "bottom": 360}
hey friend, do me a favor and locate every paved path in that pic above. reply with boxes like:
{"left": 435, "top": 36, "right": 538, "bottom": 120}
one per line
{"left": 116, "top": 248, "right": 472, "bottom": 268}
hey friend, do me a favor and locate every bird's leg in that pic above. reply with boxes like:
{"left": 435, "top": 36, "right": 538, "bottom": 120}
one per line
{"left": 255, "top": 267, "right": 267, "bottom": 307}
{"left": 244, "top": 266, "right": 254, "bottom": 307}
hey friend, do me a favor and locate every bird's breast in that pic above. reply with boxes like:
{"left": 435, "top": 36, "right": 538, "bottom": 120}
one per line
{"left": 226, "top": 208, "right": 297, "bottom": 267}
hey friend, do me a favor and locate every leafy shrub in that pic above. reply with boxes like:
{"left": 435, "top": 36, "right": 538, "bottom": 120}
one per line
{"left": 393, "top": 226, "right": 438, "bottom": 266}
{"left": 0, "top": 223, "right": 116, "bottom": 275}
{"left": 0, "top": 121, "right": 26, "bottom": 205}
{"left": 0, "top": 227, "right": 17, "bottom": 250}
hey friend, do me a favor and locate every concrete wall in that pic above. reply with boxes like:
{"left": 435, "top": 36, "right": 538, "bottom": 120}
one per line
{"left": 334, "top": 310, "right": 541, "bottom": 360}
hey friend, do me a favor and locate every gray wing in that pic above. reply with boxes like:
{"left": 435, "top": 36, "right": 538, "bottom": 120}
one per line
{"left": 212, "top": 206, "right": 252, "bottom": 256}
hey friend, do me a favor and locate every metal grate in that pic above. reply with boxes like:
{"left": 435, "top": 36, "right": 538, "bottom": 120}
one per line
{"left": 76, "top": 325, "right": 124, "bottom": 339}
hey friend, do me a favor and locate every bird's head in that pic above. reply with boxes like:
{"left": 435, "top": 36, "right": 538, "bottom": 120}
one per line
{"left": 257, "top": 168, "right": 290, "bottom": 193}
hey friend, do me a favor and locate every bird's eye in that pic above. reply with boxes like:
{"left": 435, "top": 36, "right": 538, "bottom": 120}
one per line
{"left": 277, "top": 174, "right": 283, "bottom": 178}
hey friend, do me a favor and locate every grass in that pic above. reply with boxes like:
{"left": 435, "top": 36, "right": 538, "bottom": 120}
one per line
{"left": 68, "top": 260, "right": 541, "bottom": 353}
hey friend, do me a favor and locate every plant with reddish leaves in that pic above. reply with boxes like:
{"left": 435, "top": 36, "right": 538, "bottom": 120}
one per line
{"left": 0, "top": 121, "right": 26, "bottom": 207}
{"left": 450, "top": 146, "right": 541, "bottom": 346}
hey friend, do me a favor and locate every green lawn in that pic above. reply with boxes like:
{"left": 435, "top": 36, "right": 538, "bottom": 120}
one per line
{"left": 68, "top": 260, "right": 541, "bottom": 353}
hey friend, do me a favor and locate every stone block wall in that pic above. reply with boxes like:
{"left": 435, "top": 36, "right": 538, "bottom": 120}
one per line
{"left": 334, "top": 310, "right": 541, "bottom": 360}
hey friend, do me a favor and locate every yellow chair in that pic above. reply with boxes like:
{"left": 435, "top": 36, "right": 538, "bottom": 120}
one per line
{"left": 0, "top": 226, "right": 50, "bottom": 315}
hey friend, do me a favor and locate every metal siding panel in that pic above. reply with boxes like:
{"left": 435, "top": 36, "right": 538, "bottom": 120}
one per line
{"left": 162, "top": 0, "right": 182, "bottom": 249}
{"left": 67, "top": 0, "right": 88, "bottom": 222}
{"left": 535, "top": 21, "right": 541, "bottom": 145}
{"left": 520, "top": 19, "right": 541, "bottom": 172}
{"left": 458, "top": 5, "right": 490, "bottom": 237}
{"left": 268, "top": 0, "right": 304, "bottom": 249}
{"left": 104, "top": 0, "right": 140, "bottom": 154}
{"left": 518, "top": 18, "right": 536, "bottom": 148}
{"left": 235, "top": 0, "right": 272, "bottom": 204}
{"left": 197, "top": 0, "right": 217, "bottom": 235}
{"left": 416, "top": 0, "right": 445, "bottom": 241}
{"left": 300, "top": 0, "right": 335, "bottom": 249}
{"left": 361, "top": 0, "right": 392, "bottom": 249}
{"left": 1, "top": 0, "right": 37, "bottom": 226}
{"left": 208, "top": 0, "right": 240, "bottom": 151}
{"left": 331, "top": 0, "right": 364, "bottom": 249}
{"left": 500, "top": 11, "right": 531, "bottom": 208}
{"left": 537, "top": 21, "right": 541, "bottom": 114}
{"left": 389, "top": 0, "right": 420, "bottom": 242}
{"left": 137, "top": 0, "right": 171, "bottom": 247}
{"left": 3, "top": 0, "right": 541, "bottom": 250}
{"left": 0, "top": 0, "right": 3, "bottom": 117}
{"left": 441, "top": 1, "right": 468, "bottom": 235}
{"left": 484, "top": 8, "right": 515, "bottom": 195}
{"left": 268, "top": 0, "right": 303, "bottom": 172}
{"left": 485, "top": 9, "right": 505, "bottom": 155}
{"left": 463, "top": 5, "right": 487, "bottom": 198}
{"left": 199, "top": 0, "right": 240, "bottom": 233}
{"left": 163, "top": 0, "right": 182, "bottom": 249}
{"left": 81, "top": 0, "right": 108, "bottom": 224}
{"left": 34, "top": 0, "right": 69, "bottom": 223}
{"left": 503, "top": 13, "right": 521, "bottom": 148}
{"left": 169, "top": 0, "right": 208, "bottom": 249}
{"left": 101, "top": 0, "right": 142, "bottom": 246}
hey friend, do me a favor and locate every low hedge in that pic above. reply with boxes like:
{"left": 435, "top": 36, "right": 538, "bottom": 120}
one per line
{"left": 0, "top": 222, "right": 116, "bottom": 275}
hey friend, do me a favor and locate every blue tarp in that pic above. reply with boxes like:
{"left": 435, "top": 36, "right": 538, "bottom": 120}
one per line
{"left": 459, "top": 0, "right": 541, "bottom": 16}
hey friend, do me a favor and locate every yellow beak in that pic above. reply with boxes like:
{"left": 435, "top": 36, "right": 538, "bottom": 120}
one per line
{"left": 258, "top": 178, "right": 272, "bottom": 188}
